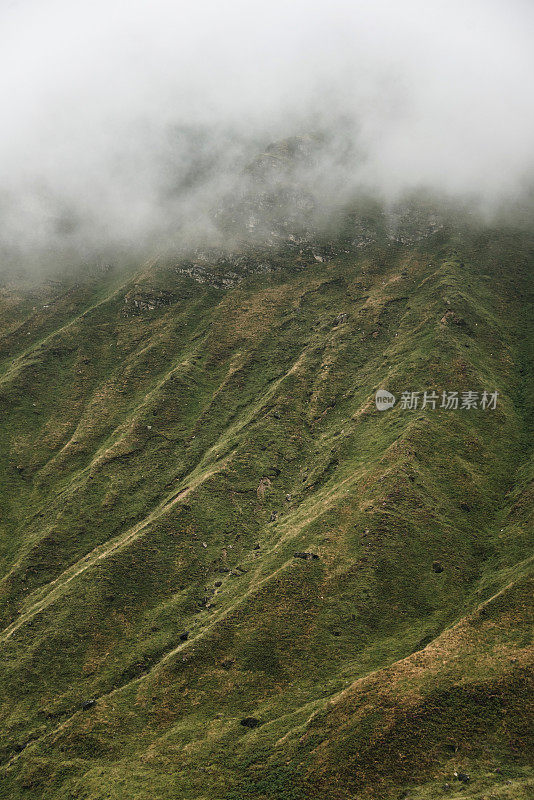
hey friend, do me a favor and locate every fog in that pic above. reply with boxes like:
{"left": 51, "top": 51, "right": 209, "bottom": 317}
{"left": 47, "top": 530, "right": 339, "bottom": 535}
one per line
{"left": 0, "top": 0, "right": 533, "bottom": 266}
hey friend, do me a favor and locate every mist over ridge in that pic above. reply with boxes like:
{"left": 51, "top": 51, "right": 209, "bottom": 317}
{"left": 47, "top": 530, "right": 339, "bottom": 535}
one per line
{"left": 1, "top": 0, "right": 533, "bottom": 268}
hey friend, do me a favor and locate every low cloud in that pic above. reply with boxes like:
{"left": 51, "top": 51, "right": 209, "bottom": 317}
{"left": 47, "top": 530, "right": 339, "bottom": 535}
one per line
{"left": 0, "top": 0, "right": 533, "bottom": 266}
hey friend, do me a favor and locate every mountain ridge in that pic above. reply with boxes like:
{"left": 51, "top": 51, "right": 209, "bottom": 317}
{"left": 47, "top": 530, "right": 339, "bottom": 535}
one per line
{"left": 0, "top": 215, "right": 532, "bottom": 799}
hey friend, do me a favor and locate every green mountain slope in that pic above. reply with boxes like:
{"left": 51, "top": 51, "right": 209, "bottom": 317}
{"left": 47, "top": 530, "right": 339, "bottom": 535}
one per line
{"left": 0, "top": 220, "right": 532, "bottom": 799}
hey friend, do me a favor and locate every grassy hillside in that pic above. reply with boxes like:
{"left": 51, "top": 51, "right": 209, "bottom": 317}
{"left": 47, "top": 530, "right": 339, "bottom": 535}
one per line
{"left": 0, "top": 219, "right": 532, "bottom": 799}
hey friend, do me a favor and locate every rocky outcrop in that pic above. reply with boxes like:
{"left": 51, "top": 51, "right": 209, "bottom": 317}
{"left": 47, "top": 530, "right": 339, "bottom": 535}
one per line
{"left": 123, "top": 287, "right": 176, "bottom": 315}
